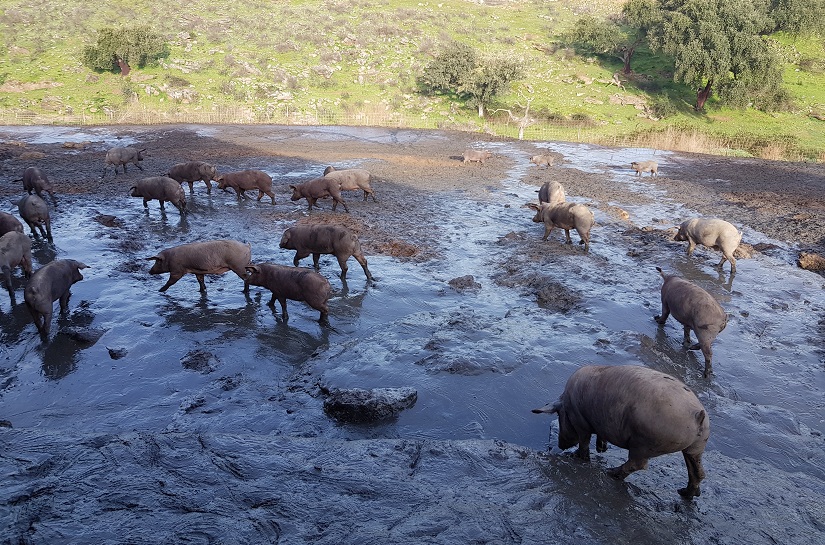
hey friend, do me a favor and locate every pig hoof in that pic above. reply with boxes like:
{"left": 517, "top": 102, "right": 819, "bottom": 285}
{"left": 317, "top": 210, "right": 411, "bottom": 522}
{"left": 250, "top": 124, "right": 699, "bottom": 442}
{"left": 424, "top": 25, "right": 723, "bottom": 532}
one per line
{"left": 678, "top": 486, "right": 700, "bottom": 498}
{"left": 688, "top": 343, "right": 701, "bottom": 350}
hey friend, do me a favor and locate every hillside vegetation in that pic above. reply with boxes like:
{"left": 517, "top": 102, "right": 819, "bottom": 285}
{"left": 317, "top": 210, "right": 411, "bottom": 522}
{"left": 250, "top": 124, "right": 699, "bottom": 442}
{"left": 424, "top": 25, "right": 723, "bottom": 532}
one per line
{"left": 0, "top": 0, "right": 823, "bottom": 160}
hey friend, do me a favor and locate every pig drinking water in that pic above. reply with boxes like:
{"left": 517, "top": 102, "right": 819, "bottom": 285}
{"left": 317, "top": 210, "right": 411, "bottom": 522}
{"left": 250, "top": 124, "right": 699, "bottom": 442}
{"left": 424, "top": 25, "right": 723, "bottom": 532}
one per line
{"left": 532, "top": 364, "right": 710, "bottom": 498}
{"left": 675, "top": 217, "right": 742, "bottom": 273}
{"left": 655, "top": 267, "right": 728, "bottom": 377}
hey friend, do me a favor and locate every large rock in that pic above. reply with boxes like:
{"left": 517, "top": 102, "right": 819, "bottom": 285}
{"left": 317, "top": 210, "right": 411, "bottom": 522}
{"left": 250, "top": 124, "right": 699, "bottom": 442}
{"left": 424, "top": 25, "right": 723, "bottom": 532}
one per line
{"left": 798, "top": 251, "right": 825, "bottom": 271}
{"left": 323, "top": 387, "right": 417, "bottom": 423}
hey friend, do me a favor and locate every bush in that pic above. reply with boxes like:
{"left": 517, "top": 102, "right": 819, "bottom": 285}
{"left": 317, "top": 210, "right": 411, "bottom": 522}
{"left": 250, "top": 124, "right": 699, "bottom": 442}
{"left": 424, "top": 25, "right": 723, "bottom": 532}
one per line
{"left": 82, "top": 26, "right": 168, "bottom": 75}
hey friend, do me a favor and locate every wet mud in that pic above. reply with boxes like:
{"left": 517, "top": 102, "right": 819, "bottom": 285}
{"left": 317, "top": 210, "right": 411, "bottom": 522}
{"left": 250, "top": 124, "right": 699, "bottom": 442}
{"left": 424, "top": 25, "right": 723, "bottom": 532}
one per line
{"left": 0, "top": 125, "right": 823, "bottom": 544}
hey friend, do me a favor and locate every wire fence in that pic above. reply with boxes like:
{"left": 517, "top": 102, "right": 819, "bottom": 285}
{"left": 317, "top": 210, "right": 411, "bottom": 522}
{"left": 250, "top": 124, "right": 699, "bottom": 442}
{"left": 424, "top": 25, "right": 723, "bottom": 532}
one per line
{"left": 0, "top": 105, "right": 820, "bottom": 162}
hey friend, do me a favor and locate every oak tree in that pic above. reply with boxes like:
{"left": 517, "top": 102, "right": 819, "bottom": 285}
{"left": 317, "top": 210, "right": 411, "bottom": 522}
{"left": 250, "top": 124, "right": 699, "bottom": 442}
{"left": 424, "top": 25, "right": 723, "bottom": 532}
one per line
{"left": 83, "top": 27, "right": 167, "bottom": 76}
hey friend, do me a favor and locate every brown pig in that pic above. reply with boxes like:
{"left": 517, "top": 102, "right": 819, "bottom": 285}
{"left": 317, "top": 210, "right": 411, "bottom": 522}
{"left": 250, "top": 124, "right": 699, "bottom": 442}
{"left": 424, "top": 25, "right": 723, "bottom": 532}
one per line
{"left": 532, "top": 364, "right": 710, "bottom": 498}
{"left": 129, "top": 177, "right": 187, "bottom": 215}
{"left": 280, "top": 223, "right": 373, "bottom": 281}
{"left": 17, "top": 167, "right": 57, "bottom": 203}
{"left": 146, "top": 239, "right": 251, "bottom": 293}
{"left": 675, "top": 218, "right": 743, "bottom": 273}
{"left": 527, "top": 201, "right": 594, "bottom": 251}
{"left": 0, "top": 211, "right": 24, "bottom": 237}
{"left": 215, "top": 169, "right": 276, "bottom": 204}
{"left": 24, "top": 259, "right": 88, "bottom": 337}
{"left": 0, "top": 231, "right": 33, "bottom": 301}
{"left": 16, "top": 194, "right": 52, "bottom": 242}
{"left": 166, "top": 161, "right": 218, "bottom": 194}
{"left": 103, "top": 146, "right": 146, "bottom": 177}
{"left": 289, "top": 177, "right": 349, "bottom": 212}
{"left": 537, "top": 181, "right": 566, "bottom": 205}
{"left": 323, "top": 166, "right": 378, "bottom": 202}
{"left": 245, "top": 263, "right": 332, "bottom": 324}
{"left": 630, "top": 160, "right": 658, "bottom": 176}
{"left": 462, "top": 149, "right": 493, "bottom": 164}
{"left": 654, "top": 267, "right": 728, "bottom": 377}
{"left": 530, "top": 154, "right": 554, "bottom": 168}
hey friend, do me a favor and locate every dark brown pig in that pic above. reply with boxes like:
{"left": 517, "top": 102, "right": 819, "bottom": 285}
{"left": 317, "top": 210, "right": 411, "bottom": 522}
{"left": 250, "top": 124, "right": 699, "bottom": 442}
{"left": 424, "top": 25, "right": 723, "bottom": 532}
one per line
{"left": 654, "top": 267, "right": 728, "bottom": 377}
{"left": 103, "top": 146, "right": 146, "bottom": 177}
{"left": 24, "top": 259, "right": 88, "bottom": 337}
{"left": 17, "top": 167, "right": 57, "bottom": 203}
{"left": 675, "top": 217, "right": 743, "bottom": 273}
{"left": 532, "top": 364, "right": 710, "bottom": 498}
{"left": 129, "top": 177, "right": 187, "bottom": 215}
{"left": 0, "top": 231, "right": 33, "bottom": 301}
{"left": 323, "top": 166, "right": 378, "bottom": 202}
{"left": 462, "top": 149, "right": 493, "bottom": 164}
{"left": 245, "top": 263, "right": 332, "bottom": 324}
{"left": 0, "top": 211, "right": 24, "bottom": 236}
{"left": 16, "top": 194, "right": 52, "bottom": 242}
{"left": 147, "top": 239, "right": 251, "bottom": 293}
{"left": 166, "top": 161, "right": 218, "bottom": 194}
{"left": 216, "top": 169, "right": 276, "bottom": 204}
{"left": 280, "top": 223, "right": 373, "bottom": 281}
{"left": 537, "top": 180, "right": 565, "bottom": 205}
{"left": 527, "top": 201, "right": 594, "bottom": 251}
{"left": 289, "top": 177, "right": 349, "bottom": 212}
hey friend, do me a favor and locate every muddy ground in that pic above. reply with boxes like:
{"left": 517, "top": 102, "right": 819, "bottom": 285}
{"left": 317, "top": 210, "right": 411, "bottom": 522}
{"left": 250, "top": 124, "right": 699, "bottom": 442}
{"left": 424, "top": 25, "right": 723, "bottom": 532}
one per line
{"left": 1, "top": 125, "right": 824, "bottom": 544}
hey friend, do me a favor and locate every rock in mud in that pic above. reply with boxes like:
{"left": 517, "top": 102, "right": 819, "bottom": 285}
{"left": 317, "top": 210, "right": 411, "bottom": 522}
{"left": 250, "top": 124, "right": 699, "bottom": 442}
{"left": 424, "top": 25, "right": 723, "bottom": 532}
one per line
{"left": 448, "top": 275, "right": 481, "bottom": 291}
{"left": 63, "top": 326, "right": 106, "bottom": 345}
{"left": 108, "top": 347, "right": 128, "bottom": 360}
{"left": 181, "top": 349, "right": 219, "bottom": 374}
{"left": 798, "top": 252, "right": 825, "bottom": 271}
{"left": 322, "top": 386, "right": 417, "bottom": 423}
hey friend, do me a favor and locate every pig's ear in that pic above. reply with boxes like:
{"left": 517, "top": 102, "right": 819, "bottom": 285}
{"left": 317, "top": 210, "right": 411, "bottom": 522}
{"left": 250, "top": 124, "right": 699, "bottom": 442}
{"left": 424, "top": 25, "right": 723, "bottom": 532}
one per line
{"left": 77, "top": 262, "right": 89, "bottom": 269}
{"left": 289, "top": 185, "right": 296, "bottom": 190}
{"left": 527, "top": 203, "right": 539, "bottom": 211}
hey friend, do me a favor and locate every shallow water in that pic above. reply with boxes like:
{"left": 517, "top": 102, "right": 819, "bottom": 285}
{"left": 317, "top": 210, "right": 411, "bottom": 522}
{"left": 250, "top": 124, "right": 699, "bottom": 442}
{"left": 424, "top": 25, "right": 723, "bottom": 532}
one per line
{"left": 1, "top": 126, "right": 823, "bottom": 543}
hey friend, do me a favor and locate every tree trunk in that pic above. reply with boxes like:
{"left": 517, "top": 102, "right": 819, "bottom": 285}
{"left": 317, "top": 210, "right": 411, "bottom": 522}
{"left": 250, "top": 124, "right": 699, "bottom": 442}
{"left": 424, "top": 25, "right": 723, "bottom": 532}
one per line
{"left": 696, "top": 80, "right": 713, "bottom": 111}
{"left": 621, "top": 47, "right": 635, "bottom": 74}
{"left": 117, "top": 58, "right": 131, "bottom": 77}
{"left": 477, "top": 103, "right": 484, "bottom": 117}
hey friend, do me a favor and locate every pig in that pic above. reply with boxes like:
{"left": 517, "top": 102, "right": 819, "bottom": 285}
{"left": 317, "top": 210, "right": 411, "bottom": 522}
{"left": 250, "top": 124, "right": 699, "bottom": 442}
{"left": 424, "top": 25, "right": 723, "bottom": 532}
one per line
{"left": 0, "top": 211, "right": 24, "bottom": 237}
{"left": 530, "top": 154, "right": 554, "bottom": 168}
{"left": 102, "top": 146, "right": 146, "bottom": 177}
{"left": 532, "top": 364, "right": 710, "bottom": 498}
{"left": 631, "top": 160, "right": 658, "bottom": 176}
{"left": 675, "top": 218, "right": 743, "bottom": 273}
{"left": 146, "top": 239, "right": 251, "bottom": 293}
{"left": 655, "top": 267, "right": 728, "bottom": 377}
{"left": 323, "top": 166, "right": 378, "bottom": 202}
{"left": 280, "top": 223, "right": 373, "bottom": 281}
{"left": 16, "top": 167, "right": 57, "bottom": 203}
{"left": 462, "top": 149, "right": 493, "bottom": 164}
{"left": 16, "top": 194, "right": 52, "bottom": 242}
{"left": 129, "top": 177, "right": 187, "bottom": 215}
{"left": 527, "top": 201, "right": 594, "bottom": 251}
{"left": 0, "top": 231, "right": 33, "bottom": 301}
{"left": 24, "top": 259, "right": 88, "bottom": 337}
{"left": 289, "top": 177, "right": 349, "bottom": 213}
{"left": 215, "top": 169, "right": 276, "bottom": 204}
{"left": 537, "top": 180, "right": 566, "bottom": 206}
{"left": 166, "top": 161, "right": 218, "bottom": 194}
{"left": 245, "top": 263, "right": 332, "bottom": 324}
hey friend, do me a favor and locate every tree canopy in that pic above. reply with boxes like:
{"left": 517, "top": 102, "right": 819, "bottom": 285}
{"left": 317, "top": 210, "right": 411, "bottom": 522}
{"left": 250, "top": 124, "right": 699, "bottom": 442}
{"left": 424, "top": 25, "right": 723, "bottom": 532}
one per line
{"left": 83, "top": 26, "right": 168, "bottom": 76}
{"left": 419, "top": 41, "right": 522, "bottom": 117}
{"left": 648, "top": 0, "right": 787, "bottom": 110}
{"left": 769, "top": 0, "right": 825, "bottom": 36}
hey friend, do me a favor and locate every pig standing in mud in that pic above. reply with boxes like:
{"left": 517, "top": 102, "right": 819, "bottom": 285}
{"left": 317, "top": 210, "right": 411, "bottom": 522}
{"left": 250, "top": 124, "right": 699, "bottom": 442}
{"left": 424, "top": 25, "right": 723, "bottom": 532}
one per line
{"left": 654, "top": 267, "right": 728, "bottom": 377}
{"left": 462, "top": 149, "right": 493, "bottom": 164}
{"left": 537, "top": 181, "right": 566, "bottom": 205}
{"left": 102, "top": 146, "right": 146, "bottom": 177}
{"left": 0, "top": 231, "right": 33, "bottom": 302}
{"left": 216, "top": 169, "right": 276, "bottom": 204}
{"left": 24, "top": 259, "right": 88, "bottom": 338}
{"left": 166, "top": 161, "right": 218, "bottom": 194}
{"left": 280, "top": 223, "right": 373, "bottom": 281}
{"left": 530, "top": 155, "right": 554, "bottom": 168}
{"left": 16, "top": 194, "right": 52, "bottom": 242}
{"left": 17, "top": 167, "right": 57, "bottom": 203}
{"left": 289, "top": 177, "right": 349, "bottom": 212}
{"left": 630, "top": 160, "right": 658, "bottom": 176}
{"left": 146, "top": 239, "right": 251, "bottom": 293}
{"left": 322, "top": 166, "right": 378, "bottom": 202}
{"left": 245, "top": 263, "right": 332, "bottom": 324}
{"left": 0, "top": 211, "right": 24, "bottom": 237}
{"left": 129, "top": 177, "right": 187, "bottom": 215}
{"left": 532, "top": 364, "right": 710, "bottom": 498}
{"left": 527, "top": 201, "right": 594, "bottom": 251}
{"left": 675, "top": 217, "right": 742, "bottom": 273}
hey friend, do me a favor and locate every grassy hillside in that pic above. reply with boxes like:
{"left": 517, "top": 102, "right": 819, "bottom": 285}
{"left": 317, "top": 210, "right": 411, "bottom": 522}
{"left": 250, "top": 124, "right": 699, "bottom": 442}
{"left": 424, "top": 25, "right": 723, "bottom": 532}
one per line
{"left": 0, "top": 0, "right": 823, "bottom": 160}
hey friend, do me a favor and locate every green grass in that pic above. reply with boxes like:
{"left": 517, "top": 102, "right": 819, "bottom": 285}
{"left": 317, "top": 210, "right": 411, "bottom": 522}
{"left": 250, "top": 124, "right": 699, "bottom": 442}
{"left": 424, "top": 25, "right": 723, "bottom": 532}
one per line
{"left": 0, "top": 0, "right": 823, "bottom": 160}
